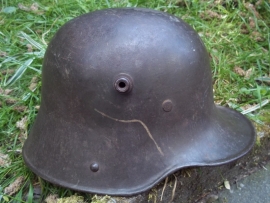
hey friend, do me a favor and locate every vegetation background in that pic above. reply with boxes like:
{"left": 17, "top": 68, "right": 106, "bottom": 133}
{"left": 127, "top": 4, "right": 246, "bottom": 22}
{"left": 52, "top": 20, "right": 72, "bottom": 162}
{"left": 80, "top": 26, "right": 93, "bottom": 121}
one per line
{"left": 0, "top": 0, "right": 269, "bottom": 202}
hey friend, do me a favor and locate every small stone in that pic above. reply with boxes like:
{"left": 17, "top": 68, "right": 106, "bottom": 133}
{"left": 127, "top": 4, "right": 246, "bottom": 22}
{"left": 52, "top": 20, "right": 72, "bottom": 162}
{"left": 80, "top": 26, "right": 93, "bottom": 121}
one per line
{"left": 206, "top": 194, "right": 219, "bottom": 203}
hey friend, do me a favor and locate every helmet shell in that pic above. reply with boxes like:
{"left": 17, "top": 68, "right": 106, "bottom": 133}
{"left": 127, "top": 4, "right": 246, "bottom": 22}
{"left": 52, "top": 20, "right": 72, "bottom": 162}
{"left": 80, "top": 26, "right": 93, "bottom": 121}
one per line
{"left": 23, "top": 8, "right": 256, "bottom": 195}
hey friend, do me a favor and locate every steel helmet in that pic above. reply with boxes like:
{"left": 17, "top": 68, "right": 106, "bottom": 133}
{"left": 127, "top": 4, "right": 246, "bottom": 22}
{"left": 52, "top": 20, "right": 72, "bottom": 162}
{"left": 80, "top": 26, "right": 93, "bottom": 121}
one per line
{"left": 23, "top": 8, "right": 256, "bottom": 195}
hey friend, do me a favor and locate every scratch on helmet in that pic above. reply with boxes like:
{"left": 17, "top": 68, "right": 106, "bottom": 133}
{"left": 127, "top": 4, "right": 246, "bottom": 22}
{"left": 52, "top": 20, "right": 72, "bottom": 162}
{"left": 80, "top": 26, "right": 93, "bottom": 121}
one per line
{"left": 94, "top": 108, "right": 164, "bottom": 156}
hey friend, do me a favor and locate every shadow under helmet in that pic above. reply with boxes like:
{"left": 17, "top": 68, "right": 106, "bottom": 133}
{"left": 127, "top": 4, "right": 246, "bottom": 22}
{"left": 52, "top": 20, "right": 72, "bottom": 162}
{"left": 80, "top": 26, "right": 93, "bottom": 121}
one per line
{"left": 23, "top": 8, "right": 256, "bottom": 196}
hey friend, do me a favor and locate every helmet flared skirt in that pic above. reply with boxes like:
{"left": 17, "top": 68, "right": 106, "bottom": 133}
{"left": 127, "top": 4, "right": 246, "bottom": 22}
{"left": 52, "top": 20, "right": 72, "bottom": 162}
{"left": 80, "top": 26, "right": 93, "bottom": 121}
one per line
{"left": 23, "top": 104, "right": 255, "bottom": 195}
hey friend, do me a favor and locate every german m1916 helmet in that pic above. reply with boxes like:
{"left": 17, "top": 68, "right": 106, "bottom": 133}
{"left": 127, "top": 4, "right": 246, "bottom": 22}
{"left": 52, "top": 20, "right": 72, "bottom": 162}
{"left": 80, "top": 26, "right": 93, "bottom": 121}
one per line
{"left": 23, "top": 8, "right": 256, "bottom": 195}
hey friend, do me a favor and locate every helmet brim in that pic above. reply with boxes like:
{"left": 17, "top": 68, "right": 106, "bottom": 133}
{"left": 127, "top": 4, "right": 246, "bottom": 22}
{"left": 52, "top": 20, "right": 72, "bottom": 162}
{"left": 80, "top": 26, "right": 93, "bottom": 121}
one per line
{"left": 23, "top": 105, "right": 255, "bottom": 196}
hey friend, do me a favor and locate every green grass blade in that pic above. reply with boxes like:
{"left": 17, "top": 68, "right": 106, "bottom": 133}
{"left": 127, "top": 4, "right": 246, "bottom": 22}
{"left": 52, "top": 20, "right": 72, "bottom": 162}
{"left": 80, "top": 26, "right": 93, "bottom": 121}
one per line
{"left": 4, "top": 58, "right": 34, "bottom": 87}
{"left": 241, "top": 99, "right": 269, "bottom": 115}
{"left": 26, "top": 183, "right": 33, "bottom": 203}
{"left": 0, "top": 56, "right": 18, "bottom": 67}
{"left": 13, "top": 189, "right": 23, "bottom": 203}
{"left": 19, "top": 32, "right": 45, "bottom": 51}
{"left": 256, "top": 77, "right": 270, "bottom": 83}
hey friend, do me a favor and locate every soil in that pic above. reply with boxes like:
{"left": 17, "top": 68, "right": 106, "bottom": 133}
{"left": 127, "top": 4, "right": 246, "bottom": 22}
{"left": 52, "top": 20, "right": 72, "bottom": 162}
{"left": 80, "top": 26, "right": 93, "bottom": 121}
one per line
{"left": 105, "top": 123, "right": 270, "bottom": 203}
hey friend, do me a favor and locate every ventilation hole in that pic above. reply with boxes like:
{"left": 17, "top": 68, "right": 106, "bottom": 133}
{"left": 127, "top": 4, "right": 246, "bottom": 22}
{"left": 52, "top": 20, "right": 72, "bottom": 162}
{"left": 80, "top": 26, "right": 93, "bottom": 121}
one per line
{"left": 119, "top": 81, "right": 126, "bottom": 88}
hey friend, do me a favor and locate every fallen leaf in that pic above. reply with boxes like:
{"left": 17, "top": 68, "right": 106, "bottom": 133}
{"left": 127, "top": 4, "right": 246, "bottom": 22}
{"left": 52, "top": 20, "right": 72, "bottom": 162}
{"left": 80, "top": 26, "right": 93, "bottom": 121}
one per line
{"left": 234, "top": 66, "right": 246, "bottom": 76}
{"left": 4, "top": 176, "right": 25, "bottom": 195}
{"left": 214, "top": 0, "right": 224, "bottom": 5}
{"left": 255, "top": 0, "right": 263, "bottom": 7}
{"left": 241, "top": 104, "right": 253, "bottom": 110}
{"left": 0, "top": 152, "right": 11, "bottom": 167}
{"left": 0, "top": 50, "right": 7, "bottom": 57}
{"left": 240, "top": 24, "right": 249, "bottom": 34}
{"left": 45, "top": 194, "right": 58, "bottom": 203}
{"left": 251, "top": 31, "right": 264, "bottom": 42}
{"left": 18, "top": 3, "right": 30, "bottom": 11}
{"left": 0, "top": 88, "right": 13, "bottom": 95}
{"left": 57, "top": 195, "right": 86, "bottom": 203}
{"left": 16, "top": 116, "right": 28, "bottom": 131}
{"left": 30, "top": 3, "right": 39, "bottom": 11}
{"left": 244, "top": 68, "right": 253, "bottom": 79}
{"left": 214, "top": 100, "right": 224, "bottom": 105}
{"left": 91, "top": 195, "right": 113, "bottom": 203}
{"left": 18, "top": 2, "right": 42, "bottom": 14}
{"left": 249, "top": 17, "right": 256, "bottom": 29}
{"left": 29, "top": 82, "right": 37, "bottom": 91}
{"left": 244, "top": 3, "right": 261, "bottom": 18}
{"left": 233, "top": 67, "right": 253, "bottom": 78}
{"left": 44, "top": 194, "right": 87, "bottom": 203}
{"left": 239, "top": 12, "right": 247, "bottom": 18}
{"left": 29, "top": 76, "right": 38, "bottom": 91}
{"left": 26, "top": 44, "right": 33, "bottom": 52}
{"left": 5, "top": 89, "right": 13, "bottom": 95}
{"left": 13, "top": 105, "right": 27, "bottom": 112}
{"left": 30, "top": 76, "right": 38, "bottom": 83}
{"left": 224, "top": 180, "right": 231, "bottom": 190}
{"left": 200, "top": 10, "right": 222, "bottom": 20}
{"left": 5, "top": 98, "right": 17, "bottom": 104}
{"left": 19, "top": 132, "right": 27, "bottom": 143}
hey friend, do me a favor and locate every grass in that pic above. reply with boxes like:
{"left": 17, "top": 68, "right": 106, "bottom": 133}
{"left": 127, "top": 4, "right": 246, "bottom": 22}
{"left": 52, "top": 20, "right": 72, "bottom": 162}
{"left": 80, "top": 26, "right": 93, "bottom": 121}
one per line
{"left": 0, "top": 0, "right": 269, "bottom": 202}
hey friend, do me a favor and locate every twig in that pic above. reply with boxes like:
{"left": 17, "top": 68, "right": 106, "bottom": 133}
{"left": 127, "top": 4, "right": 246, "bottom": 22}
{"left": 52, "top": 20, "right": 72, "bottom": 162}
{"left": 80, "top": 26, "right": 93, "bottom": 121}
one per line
{"left": 169, "top": 174, "right": 177, "bottom": 203}
{"left": 42, "top": 17, "right": 60, "bottom": 46}
{"left": 160, "top": 177, "right": 168, "bottom": 201}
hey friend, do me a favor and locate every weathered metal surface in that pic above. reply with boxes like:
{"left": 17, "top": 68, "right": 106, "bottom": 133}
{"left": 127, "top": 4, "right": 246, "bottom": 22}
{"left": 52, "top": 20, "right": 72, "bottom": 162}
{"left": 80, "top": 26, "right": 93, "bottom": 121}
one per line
{"left": 22, "top": 8, "right": 256, "bottom": 196}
